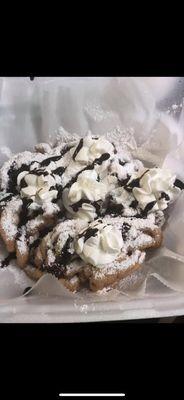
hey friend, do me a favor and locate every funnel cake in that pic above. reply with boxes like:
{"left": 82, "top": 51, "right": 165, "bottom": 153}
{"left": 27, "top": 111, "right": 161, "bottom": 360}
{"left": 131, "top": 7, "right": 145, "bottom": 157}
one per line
{"left": 28, "top": 214, "right": 162, "bottom": 291}
{"left": 0, "top": 132, "right": 183, "bottom": 292}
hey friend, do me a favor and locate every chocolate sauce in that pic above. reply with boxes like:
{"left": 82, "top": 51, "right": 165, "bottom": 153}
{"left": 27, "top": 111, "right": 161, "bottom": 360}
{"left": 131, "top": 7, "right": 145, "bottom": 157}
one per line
{"left": 40, "top": 155, "right": 65, "bottom": 167}
{"left": 112, "top": 143, "right": 117, "bottom": 154}
{"left": 133, "top": 213, "right": 147, "bottom": 219}
{"left": 0, "top": 194, "right": 13, "bottom": 203}
{"left": 94, "top": 153, "right": 110, "bottom": 165}
{"left": 119, "top": 160, "right": 127, "bottom": 166}
{"left": 160, "top": 192, "right": 170, "bottom": 201}
{"left": 105, "top": 196, "right": 124, "bottom": 216}
{"left": 30, "top": 170, "right": 49, "bottom": 176}
{"left": 30, "top": 161, "right": 39, "bottom": 166}
{"left": 118, "top": 175, "right": 130, "bottom": 187}
{"left": 121, "top": 222, "right": 131, "bottom": 241}
{"left": 19, "top": 178, "right": 27, "bottom": 188}
{"left": 18, "top": 198, "right": 33, "bottom": 228}
{"left": 52, "top": 166, "right": 66, "bottom": 176}
{"left": 0, "top": 193, "right": 14, "bottom": 211}
{"left": 174, "top": 179, "right": 184, "bottom": 190}
{"left": 84, "top": 227, "right": 98, "bottom": 242}
{"left": 29, "top": 238, "right": 40, "bottom": 250}
{"left": 0, "top": 252, "right": 16, "bottom": 268}
{"left": 64, "top": 153, "right": 110, "bottom": 190}
{"left": 78, "top": 227, "right": 98, "bottom": 242}
{"left": 141, "top": 201, "right": 157, "bottom": 217}
{"left": 6, "top": 145, "right": 71, "bottom": 203}
{"left": 29, "top": 226, "right": 54, "bottom": 249}
{"left": 70, "top": 198, "right": 89, "bottom": 211}
{"left": 60, "top": 145, "right": 72, "bottom": 156}
{"left": 40, "top": 145, "right": 71, "bottom": 167}
{"left": 55, "top": 184, "right": 63, "bottom": 200}
{"left": 125, "top": 177, "right": 140, "bottom": 191}
{"left": 70, "top": 198, "right": 102, "bottom": 216}
{"left": 8, "top": 163, "right": 30, "bottom": 194}
{"left": 45, "top": 235, "right": 75, "bottom": 277}
{"left": 72, "top": 139, "right": 83, "bottom": 160}
{"left": 124, "top": 169, "right": 149, "bottom": 192}
{"left": 58, "top": 236, "right": 74, "bottom": 265}
{"left": 29, "top": 208, "right": 44, "bottom": 219}
{"left": 130, "top": 199, "right": 139, "bottom": 209}
{"left": 43, "top": 263, "right": 66, "bottom": 279}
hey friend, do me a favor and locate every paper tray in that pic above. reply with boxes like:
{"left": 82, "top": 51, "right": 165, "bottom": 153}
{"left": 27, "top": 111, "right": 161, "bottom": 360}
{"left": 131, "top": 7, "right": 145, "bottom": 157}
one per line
{"left": 1, "top": 292, "right": 184, "bottom": 322}
{"left": 0, "top": 77, "right": 184, "bottom": 322}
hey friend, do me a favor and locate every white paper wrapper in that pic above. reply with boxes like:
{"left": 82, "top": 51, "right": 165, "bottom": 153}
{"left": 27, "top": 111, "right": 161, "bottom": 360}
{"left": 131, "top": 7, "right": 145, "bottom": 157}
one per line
{"left": 0, "top": 77, "right": 184, "bottom": 322}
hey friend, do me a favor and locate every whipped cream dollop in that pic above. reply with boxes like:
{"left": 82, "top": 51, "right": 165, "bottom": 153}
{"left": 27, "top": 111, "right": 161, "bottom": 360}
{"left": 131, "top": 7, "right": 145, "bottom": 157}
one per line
{"left": 75, "top": 221, "right": 123, "bottom": 266}
{"left": 62, "top": 170, "right": 108, "bottom": 221}
{"left": 53, "top": 134, "right": 114, "bottom": 188}
{"left": 131, "top": 168, "right": 181, "bottom": 211}
{"left": 68, "top": 170, "right": 108, "bottom": 203}
{"left": 71, "top": 134, "right": 114, "bottom": 165}
{"left": 18, "top": 172, "right": 58, "bottom": 203}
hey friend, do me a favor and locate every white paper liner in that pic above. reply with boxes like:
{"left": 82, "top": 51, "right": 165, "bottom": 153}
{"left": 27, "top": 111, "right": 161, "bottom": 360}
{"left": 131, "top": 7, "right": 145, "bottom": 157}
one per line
{"left": 0, "top": 77, "right": 184, "bottom": 320}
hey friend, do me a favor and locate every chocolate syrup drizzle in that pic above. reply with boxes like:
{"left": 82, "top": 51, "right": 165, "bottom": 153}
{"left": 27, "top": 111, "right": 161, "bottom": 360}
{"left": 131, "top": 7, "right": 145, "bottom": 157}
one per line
{"left": 8, "top": 163, "right": 30, "bottom": 194}
{"left": 29, "top": 226, "right": 54, "bottom": 250}
{"left": 78, "top": 227, "right": 98, "bottom": 242}
{"left": 18, "top": 198, "right": 33, "bottom": 229}
{"left": 52, "top": 166, "right": 66, "bottom": 176}
{"left": 115, "top": 174, "right": 130, "bottom": 187}
{"left": 39, "top": 145, "right": 71, "bottom": 167}
{"left": 129, "top": 199, "right": 139, "bottom": 209}
{"left": 19, "top": 178, "right": 27, "bottom": 189}
{"left": 119, "top": 160, "right": 127, "bottom": 167}
{"left": 70, "top": 198, "right": 102, "bottom": 216}
{"left": 105, "top": 195, "right": 124, "bottom": 216}
{"left": 43, "top": 263, "right": 66, "bottom": 279}
{"left": 29, "top": 170, "right": 49, "bottom": 176}
{"left": 44, "top": 225, "right": 98, "bottom": 276}
{"left": 121, "top": 222, "right": 131, "bottom": 240}
{"left": 64, "top": 153, "right": 110, "bottom": 190}
{"left": 72, "top": 139, "right": 83, "bottom": 160}
{"left": 174, "top": 179, "right": 184, "bottom": 190}
{"left": 6, "top": 145, "right": 111, "bottom": 219}
{"left": 42, "top": 235, "right": 74, "bottom": 278}
{"left": 160, "top": 192, "right": 170, "bottom": 201}
{"left": 112, "top": 143, "right": 117, "bottom": 154}
{"left": 0, "top": 194, "right": 13, "bottom": 204}
{"left": 0, "top": 194, "right": 14, "bottom": 211}
{"left": 0, "top": 252, "right": 16, "bottom": 268}
{"left": 124, "top": 169, "right": 149, "bottom": 192}
{"left": 140, "top": 201, "right": 157, "bottom": 217}
{"left": 7, "top": 145, "right": 71, "bottom": 195}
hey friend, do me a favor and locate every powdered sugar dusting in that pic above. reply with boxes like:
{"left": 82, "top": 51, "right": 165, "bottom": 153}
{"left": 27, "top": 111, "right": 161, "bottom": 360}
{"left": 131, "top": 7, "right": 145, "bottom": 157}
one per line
{"left": 0, "top": 197, "right": 22, "bottom": 240}
{"left": 54, "top": 127, "right": 79, "bottom": 146}
{"left": 93, "top": 250, "right": 145, "bottom": 278}
{"left": 105, "top": 126, "right": 137, "bottom": 153}
{"left": 16, "top": 227, "right": 27, "bottom": 255}
{"left": 26, "top": 216, "right": 45, "bottom": 232}
{"left": 0, "top": 129, "right": 179, "bottom": 295}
